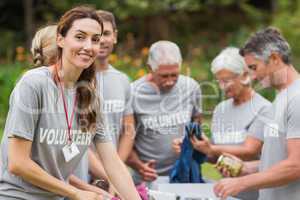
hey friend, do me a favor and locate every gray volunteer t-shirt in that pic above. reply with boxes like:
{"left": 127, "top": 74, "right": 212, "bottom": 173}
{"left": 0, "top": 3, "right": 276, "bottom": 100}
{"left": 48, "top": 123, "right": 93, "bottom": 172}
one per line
{"left": 211, "top": 92, "right": 271, "bottom": 145}
{"left": 72, "top": 151, "right": 89, "bottom": 183}
{"left": 211, "top": 92, "right": 270, "bottom": 200}
{"left": 73, "top": 65, "right": 132, "bottom": 183}
{"left": 96, "top": 65, "right": 133, "bottom": 146}
{"left": 0, "top": 67, "right": 111, "bottom": 200}
{"left": 257, "top": 79, "right": 300, "bottom": 200}
{"left": 132, "top": 75, "right": 202, "bottom": 175}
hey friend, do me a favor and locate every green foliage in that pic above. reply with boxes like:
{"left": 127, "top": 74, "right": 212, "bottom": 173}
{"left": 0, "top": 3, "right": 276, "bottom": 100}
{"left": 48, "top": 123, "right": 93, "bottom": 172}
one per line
{"left": 0, "top": 63, "right": 25, "bottom": 129}
{"left": 0, "top": 30, "right": 15, "bottom": 62}
{"left": 272, "top": 0, "right": 300, "bottom": 68}
{"left": 0, "top": 0, "right": 289, "bottom": 135}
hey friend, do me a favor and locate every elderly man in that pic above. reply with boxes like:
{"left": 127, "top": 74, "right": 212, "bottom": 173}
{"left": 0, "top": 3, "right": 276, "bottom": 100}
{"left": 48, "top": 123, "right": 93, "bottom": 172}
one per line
{"left": 127, "top": 41, "right": 202, "bottom": 185}
{"left": 214, "top": 27, "right": 300, "bottom": 200}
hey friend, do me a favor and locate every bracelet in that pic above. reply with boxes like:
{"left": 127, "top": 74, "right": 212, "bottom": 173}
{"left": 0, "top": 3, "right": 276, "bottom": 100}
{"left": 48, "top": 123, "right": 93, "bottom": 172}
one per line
{"left": 92, "top": 179, "right": 109, "bottom": 191}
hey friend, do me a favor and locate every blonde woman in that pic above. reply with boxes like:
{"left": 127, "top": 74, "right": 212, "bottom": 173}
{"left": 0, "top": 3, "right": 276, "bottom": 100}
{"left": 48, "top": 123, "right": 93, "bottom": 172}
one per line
{"left": 31, "top": 25, "right": 58, "bottom": 67}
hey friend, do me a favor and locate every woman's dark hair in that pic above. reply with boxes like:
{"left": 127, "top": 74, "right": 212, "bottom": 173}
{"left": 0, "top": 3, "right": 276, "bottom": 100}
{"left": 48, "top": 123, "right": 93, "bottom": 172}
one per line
{"left": 57, "top": 5, "right": 103, "bottom": 132}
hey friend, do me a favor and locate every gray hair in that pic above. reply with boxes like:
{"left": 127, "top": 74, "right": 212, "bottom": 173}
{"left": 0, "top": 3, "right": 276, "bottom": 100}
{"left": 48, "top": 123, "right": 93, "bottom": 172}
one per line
{"left": 147, "top": 40, "right": 182, "bottom": 71}
{"left": 211, "top": 47, "right": 246, "bottom": 75}
{"left": 240, "top": 27, "right": 291, "bottom": 64}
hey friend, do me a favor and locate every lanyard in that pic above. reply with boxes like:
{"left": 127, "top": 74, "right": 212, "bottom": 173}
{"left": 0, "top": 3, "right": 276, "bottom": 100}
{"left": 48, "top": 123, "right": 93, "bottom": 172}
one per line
{"left": 55, "top": 65, "right": 77, "bottom": 144}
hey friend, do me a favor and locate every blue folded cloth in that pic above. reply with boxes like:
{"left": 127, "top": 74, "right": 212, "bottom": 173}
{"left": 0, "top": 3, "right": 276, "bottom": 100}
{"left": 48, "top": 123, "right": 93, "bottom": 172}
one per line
{"left": 169, "top": 122, "right": 206, "bottom": 183}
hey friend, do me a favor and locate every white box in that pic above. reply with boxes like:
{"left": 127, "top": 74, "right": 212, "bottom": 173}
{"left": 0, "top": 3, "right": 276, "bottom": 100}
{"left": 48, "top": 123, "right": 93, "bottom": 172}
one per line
{"left": 156, "top": 183, "right": 240, "bottom": 200}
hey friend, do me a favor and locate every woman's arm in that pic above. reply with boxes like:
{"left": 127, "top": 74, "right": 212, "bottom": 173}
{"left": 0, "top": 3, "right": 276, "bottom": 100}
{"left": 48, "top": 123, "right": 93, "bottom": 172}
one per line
{"left": 95, "top": 142, "right": 141, "bottom": 200}
{"left": 68, "top": 175, "right": 111, "bottom": 198}
{"left": 191, "top": 135, "right": 262, "bottom": 161}
{"left": 8, "top": 137, "right": 101, "bottom": 200}
{"left": 88, "top": 148, "right": 108, "bottom": 181}
{"left": 210, "top": 136, "right": 263, "bottom": 160}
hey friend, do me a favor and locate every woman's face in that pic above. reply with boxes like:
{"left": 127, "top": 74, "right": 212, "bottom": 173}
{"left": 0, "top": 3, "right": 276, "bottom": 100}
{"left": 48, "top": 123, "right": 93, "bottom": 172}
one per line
{"left": 57, "top": 18, "right": 102, "bottom": 70}
{"left": 215, "top": 69, "right": 244, "bottom": 98}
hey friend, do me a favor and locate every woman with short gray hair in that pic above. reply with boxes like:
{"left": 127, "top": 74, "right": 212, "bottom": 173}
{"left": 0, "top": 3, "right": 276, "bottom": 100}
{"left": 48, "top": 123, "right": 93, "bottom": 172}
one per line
{"left": 174, "top": 47, "right": 271, "bottom": 200}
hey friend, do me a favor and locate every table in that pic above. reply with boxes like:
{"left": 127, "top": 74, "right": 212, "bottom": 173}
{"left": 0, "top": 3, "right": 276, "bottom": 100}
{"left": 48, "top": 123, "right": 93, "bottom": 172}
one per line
{"left": 148, "top": 177, "right": 240, "bottom": 200}
{"left": 156, "top": 183, "right": 240, "bottom": 200}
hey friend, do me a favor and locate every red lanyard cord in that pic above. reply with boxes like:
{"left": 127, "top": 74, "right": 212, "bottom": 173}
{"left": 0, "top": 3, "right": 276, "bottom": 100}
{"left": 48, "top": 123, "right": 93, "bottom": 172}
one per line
{"left": 55, "top": 65, "right": 78, "bottom": 143}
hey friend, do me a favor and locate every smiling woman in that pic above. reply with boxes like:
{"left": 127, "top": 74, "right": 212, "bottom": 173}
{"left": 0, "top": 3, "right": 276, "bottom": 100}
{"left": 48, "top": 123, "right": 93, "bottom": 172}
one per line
{"left": 0, "top": 5, "right": 141, "bottom": 200}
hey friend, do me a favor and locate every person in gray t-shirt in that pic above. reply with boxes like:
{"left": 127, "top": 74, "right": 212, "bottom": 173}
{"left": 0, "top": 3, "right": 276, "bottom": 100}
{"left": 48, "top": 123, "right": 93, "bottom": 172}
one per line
{"left": 73, "top": 11, "right": 135, "bottom": 193}
{"left": 96, "top": 65, "right": 133, "bottom": 149}
{"left": 214, "top": 27, "right": 300, "bottom": 200}
{"left": 96, "top": 9, "right": 134, "bottom": 160}
{"left": 127, "top": 41, "right": 202, "bottom": 184}
{"left": 185, "top": 47, "right": 270, "bottom": 200}
{"left": 173, "top": 47, "right": 270, "bottom": 163}
{"left": 30, "top": 25, "right": 112, "bottom": 198}
{"left": 0, "top": 7, "right": 141, "bottom": 200}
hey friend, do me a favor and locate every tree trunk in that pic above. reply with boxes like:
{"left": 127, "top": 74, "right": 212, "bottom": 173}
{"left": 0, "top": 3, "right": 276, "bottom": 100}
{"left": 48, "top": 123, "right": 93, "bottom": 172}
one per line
{"left": 148, "top": 14, "right": 170, "bottom": 43}
{"left": 23, "top": 0, "right": 34, "bottom": 50}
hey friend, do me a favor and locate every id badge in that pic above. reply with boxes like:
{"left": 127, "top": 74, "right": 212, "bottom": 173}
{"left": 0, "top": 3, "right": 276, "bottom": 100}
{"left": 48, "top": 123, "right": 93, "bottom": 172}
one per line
{"left": 62, "top": 142, "right": 80, "bottom": 162}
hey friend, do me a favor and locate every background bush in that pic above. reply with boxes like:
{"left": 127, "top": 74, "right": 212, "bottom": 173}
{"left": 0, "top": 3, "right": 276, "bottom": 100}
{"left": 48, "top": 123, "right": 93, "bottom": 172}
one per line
{"left": 1, "top": 0, "right": 297, "bottom": 136}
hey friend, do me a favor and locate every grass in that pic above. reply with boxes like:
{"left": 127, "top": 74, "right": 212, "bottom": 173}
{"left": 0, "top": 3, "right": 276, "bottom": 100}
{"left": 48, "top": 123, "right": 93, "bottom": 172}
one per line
{"left": 202, "top": 162, "right": 222, "bottom": 181}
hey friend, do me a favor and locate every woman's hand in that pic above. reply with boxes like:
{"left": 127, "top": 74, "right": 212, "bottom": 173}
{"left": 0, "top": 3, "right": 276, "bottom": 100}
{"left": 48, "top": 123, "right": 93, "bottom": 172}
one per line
{"left": 108, "top": 184, "right": 120, "bottom": 198}
{"left": 215, "top": 153, "right": 244, "bottom": 177}
{"left": 72, "top": 189, "right": 104, "bottom": 200}
{"left": 190, "top": 134, "right": 214, "bottom": 156}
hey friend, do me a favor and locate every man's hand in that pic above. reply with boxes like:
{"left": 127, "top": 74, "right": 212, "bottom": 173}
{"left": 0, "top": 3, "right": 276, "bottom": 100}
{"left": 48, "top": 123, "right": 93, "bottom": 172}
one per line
{"left": 190, "top": 134, "right": 214, "bottom": 156}
{"left": 172, "top": 138, "right": 183, "bottom": 155}
{"left": 214, "top": 177, "right": 247, "bottom": 200}
{"left": 138, "top": 160, "right": 158, "bottom": 182}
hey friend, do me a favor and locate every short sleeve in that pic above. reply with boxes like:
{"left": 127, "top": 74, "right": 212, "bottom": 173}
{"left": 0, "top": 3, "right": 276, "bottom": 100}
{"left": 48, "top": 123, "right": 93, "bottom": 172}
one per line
{"left": 123, "top": 77, "right": 133, "bottom": 116}
{"left": 287, "top": 94, "right": 300, "bottom": 139}
{"left": 191, "top": 83, "right": 202, "bottom": 116}
{"left": 94, "top": 104, "right": 112, "bottom": 143}
{"left": 210, "top": 105, "right": 221, "bottom": 144}
{"left": 130, "top": 83, "right": 137, "bottom": 112}
{"left": 248, "top": 105, "right": 272, "bottom": 141}
{"left": 247, "top": 117, "right": 264, "bottom": 141}
{"left": 5, "top": 77, "right": 41, "bottom": 141}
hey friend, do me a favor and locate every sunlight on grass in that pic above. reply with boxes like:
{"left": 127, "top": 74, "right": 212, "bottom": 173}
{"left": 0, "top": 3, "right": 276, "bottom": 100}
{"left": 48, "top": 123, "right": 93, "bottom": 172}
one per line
{"left": 202, "top": 162, "right": 222, "bottom": 181}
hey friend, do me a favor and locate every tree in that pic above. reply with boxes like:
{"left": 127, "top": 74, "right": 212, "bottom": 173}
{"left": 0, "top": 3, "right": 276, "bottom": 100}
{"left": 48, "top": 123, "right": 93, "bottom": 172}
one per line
{"left": 24, "top": 0, "right": 34, "bottom": 49}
